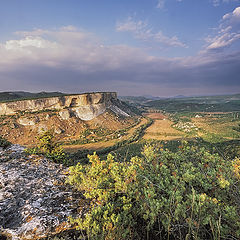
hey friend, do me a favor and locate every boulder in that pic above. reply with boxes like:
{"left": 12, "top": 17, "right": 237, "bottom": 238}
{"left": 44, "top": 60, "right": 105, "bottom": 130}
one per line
{"left": 59, "top": 110, "right": 71, "bottom": 120}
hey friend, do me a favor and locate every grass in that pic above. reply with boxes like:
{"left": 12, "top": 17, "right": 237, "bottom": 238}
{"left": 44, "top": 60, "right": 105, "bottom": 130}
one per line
{"left": 192, "top": 115, "right": 240, "bottom": 141}
{"left": 143, "top": 118, "right": 184, "bottom": 140}
{"left": 63, "top": 117, "right": 147, "bottom": 153}
{"left": 141, "top": 111, "right": 240, "bottom": 144}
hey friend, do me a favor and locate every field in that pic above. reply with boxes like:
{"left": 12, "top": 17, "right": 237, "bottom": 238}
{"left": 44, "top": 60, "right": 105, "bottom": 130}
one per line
{"left": 143, "top": 113, "right": 184, "bottom": 140}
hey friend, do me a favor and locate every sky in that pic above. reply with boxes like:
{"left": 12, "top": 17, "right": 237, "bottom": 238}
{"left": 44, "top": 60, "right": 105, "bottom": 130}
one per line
{"left": 0, "top": 0, "right": 240, "bottom": 97}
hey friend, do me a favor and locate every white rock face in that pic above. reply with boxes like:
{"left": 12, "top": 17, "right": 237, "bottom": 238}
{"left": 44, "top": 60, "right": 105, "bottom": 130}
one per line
{"left": 0, "top": 92, "right": 134, "bottom": 123}
{"left": 73, "top": 104, "right": 106, "bottom": 121}
{"left": 0, "top": 92, "right": 117, "bottom": 116}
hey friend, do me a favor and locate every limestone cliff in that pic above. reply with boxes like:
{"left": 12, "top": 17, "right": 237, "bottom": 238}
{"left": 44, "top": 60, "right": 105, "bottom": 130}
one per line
{"left": 0, "top": 92, "right": 138, "bottom": 146}
{"left": 0, "top": 92, "right": 118, "bottom": 121}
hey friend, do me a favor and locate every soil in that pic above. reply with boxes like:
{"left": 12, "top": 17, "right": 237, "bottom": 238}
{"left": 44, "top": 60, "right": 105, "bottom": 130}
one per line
{"left": 0, "top": 110, "right": 136, "bottom": 146}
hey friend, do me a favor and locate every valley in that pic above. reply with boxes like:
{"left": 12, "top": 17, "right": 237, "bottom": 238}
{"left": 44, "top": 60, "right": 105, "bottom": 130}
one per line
{"left": 1, "top": 92, "right": 240, "bottom": 240}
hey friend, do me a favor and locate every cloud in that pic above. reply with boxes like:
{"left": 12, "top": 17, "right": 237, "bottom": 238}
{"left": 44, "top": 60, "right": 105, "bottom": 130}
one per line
{"left": 157, "top": 0, "right": 165, "bottom": 9}
{"left": 116, "top": 17, "right": 187, "bottom": 48}
{"left": 223, "top": 6, "right": 240, "bottom": 20}
{"left": 0, "top": 26, "right": 239, "bottom": 96}
{"left": 212, "top": 0, "right": 240, "bottom": 7}
{"left": 1, "top": 26, "right": 150, "bottom": 72}
{"left": 205, "top": 6, "right": 240, "bottom": 51}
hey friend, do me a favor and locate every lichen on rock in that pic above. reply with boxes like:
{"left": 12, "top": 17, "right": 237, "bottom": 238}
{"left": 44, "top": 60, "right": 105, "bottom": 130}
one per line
{"left": 0, "top": 145, "right": 83, "bottom": 240}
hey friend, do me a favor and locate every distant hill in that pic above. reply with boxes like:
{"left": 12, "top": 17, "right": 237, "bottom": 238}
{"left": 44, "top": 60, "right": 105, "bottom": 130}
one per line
{"left": 145, "top": 93, "right": 240, "bottom": 112}
{"left": 0, "top": 91, "right": 65, "bottom": 102}
{"left": 119, "top": 96, "right": 150, "bottom": 105}
{"left": 119, "top": 93, "right": 240, "bottom": 112}
{"left": 172, "top": 95, "right": 188, "bottom": 99}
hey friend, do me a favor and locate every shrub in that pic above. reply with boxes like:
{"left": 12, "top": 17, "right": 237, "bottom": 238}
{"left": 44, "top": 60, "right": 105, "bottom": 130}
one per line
{"left": 0, "top": 135, "right": 11, "bottom": 149}
{"left": 68, "top": 143, "right": 240, "bottom": 240}
{"left": 26, "top": 130, "right": 66, "bottom": 163}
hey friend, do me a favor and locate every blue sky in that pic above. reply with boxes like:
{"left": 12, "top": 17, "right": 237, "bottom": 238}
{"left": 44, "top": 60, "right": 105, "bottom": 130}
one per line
{"left": 0, "top": 0, "right": 240, "bottom": 96}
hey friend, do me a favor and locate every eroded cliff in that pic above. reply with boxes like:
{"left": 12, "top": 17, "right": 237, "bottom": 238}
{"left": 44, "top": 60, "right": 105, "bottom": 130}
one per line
{"left": 0, "top": 92, "right": 117, "bottom": 120}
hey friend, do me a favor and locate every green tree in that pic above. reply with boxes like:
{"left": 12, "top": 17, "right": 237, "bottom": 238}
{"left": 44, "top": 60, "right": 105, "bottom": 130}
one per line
{"left": 26, "top": 130, "right": 65, "bottom": 163}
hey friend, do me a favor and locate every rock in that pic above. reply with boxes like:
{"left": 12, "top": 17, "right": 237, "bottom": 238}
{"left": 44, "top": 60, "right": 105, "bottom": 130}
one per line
{"left": 0, "top": 145, "right": 83, "bottom": 240}
{"left": 18, "top": 118, "right": 37, "bottom": 126}
{"left": 109, "top": 105, "right": 130, "bottom": 117}
{"left": 0, "top": 92, "right": 117, "bottom": 116}
{"left": 54, "top": 128, "right": 64, "bottom": 134}
{"left": 37, "top": 124, "right": 48, "bottom": 134}
{"left": 59, "top": 110, "right": 71, "bottom": 120}
{"left": 73, "top": 104, "right": 106, "bottom": 121}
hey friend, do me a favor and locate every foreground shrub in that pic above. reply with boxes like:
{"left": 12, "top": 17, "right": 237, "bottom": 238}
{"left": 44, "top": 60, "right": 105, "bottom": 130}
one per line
{"left": 68, "top": 143, "right": 240, "bottom": 240}
{"left": 26, "top": 130, "right": 66, "bottom": 163}
{"left": 0, "top": 135, "right": 11, "bottom": 149}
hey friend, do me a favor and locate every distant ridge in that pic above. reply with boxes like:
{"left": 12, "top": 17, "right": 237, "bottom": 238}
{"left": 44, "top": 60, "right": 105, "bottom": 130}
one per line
{"left": 171, "top": 95, "right": 187, "bottom": 99}
{"left": 0, "top": 91, "right": 65, "bottom": 102}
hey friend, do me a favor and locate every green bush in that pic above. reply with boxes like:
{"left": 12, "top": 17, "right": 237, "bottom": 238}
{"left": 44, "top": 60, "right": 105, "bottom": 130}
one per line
{"left": 0, "top": 135, "right": 11, "bottom": 149}
{"left": 233, "top": 123, "right": 240, "bottom": 132}
{"left": 26, "top": 130, "right": 66, "bottom": 163}
{"left": 68, "top": 142, "right": 240, "bottom": 240}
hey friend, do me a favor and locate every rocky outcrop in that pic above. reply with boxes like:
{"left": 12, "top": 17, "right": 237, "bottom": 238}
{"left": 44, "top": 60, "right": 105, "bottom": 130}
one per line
{"left": 0, "top": 92, "right": 118, "bottom": 121}
{"left": 0, "top": 145, "right": 83, "bottom": 240}
{"left": 0, "top": 92, "right": 138, "bottom": 145}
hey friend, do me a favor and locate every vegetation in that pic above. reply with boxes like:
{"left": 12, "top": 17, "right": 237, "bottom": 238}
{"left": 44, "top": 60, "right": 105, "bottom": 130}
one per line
{"left": 25, "top": 130, "right": 66, "bottom": 163}
{"left": 0, "top": 91, "right": 65, "bottom": 103}
{"left": 0, "top": 135, "right": 11, "bottom": 149}
{"left": 68, "top": 142, "right": 240, "bottom": 240}
{"left": 140, "top": 94, "right": 240, "bottom": 113}
{"left": 233, "top": 123, "right": 240, "bottom": 132}
{"left": 66, "top": 121, "right": 140, "bottom": 146}
{"left": 69, "top": 118, "right": 153, "bottom": 165}
{"left": 2, "top": 92, "right": 240, "bottom": 239}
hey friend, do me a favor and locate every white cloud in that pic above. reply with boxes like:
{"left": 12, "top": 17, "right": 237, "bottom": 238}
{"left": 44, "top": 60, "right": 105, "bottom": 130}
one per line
{"left": 0, "top": 26, "right": 152, "bottom": 72}
{"left": 223, "top": 6, "right": 240, "bottom": 20}
{"left": 116, "top": 17, "right": 187, "bottom": 48}
{"left": 206, "top": 32, "right": 240, "bottom": 49}
{"left": 5, "top": 37, "right": 58, "bottom": 51}
{"left": 205, "top": 6, "right": 240, "bottom": 51}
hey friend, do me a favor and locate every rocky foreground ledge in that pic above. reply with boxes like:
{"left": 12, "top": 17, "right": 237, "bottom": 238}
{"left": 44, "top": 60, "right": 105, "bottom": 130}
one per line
{"left": 0, "top": 145, "right": 82, "bottom": 240}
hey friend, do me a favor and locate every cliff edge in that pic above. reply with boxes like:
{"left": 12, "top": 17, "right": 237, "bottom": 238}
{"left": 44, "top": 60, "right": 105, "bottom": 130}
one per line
{"left": 0, "top": 92, "right": 119, "bottom": 121}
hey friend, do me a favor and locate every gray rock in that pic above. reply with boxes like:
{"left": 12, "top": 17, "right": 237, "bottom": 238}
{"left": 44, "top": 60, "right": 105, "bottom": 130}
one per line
{"left": 0, "top": 146, "right": 83, "bottom": 239}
